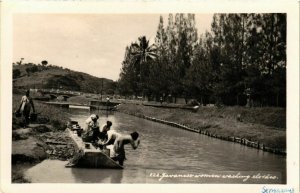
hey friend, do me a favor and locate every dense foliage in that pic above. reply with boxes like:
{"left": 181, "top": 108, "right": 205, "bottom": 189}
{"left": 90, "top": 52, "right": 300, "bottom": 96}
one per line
{"left": 118, "top": 13, "right": 286, "bottom": 107}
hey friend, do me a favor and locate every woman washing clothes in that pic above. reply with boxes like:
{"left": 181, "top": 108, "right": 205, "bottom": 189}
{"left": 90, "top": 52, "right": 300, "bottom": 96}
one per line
{"left": 110, "top": 131, "right": 140, "bottom": 166}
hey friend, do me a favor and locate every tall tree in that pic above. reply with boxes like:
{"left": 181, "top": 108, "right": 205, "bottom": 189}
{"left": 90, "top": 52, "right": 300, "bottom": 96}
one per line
{"left": 155, "top": 16, "right": 168, "bottom": 55}
{"left": 130, "top": 36, "right": 157, "bottom": 96}
{"left": 257, "top": 13, "right": 286, "bottom": 106}
{"left": 168, "top": 13, "right": 198, "bottom": 102}
{"left": 118, "top": 46, "right": 139, "bottom": 97}
{"left": 185, "top": 33, "right": 214, "bottom": 104}
{"left": 210, "top": 13, "right": 286, "bottom": 106}
{"left": 152, "top": 16, "right": 169, "bottom": 99}
{"left": 118, "top": 13, "right": 286, "bottom": 107}
{"left": 211, "top": 14, "right": 249, "bottom": 105}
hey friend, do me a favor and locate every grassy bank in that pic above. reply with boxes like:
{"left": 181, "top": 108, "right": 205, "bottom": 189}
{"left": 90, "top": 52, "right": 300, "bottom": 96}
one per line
{"left": 13, "top": 93, "right": 70, "bottom": 130}
{"left": 117, "top": 103, "right": 286, "bottom": 151}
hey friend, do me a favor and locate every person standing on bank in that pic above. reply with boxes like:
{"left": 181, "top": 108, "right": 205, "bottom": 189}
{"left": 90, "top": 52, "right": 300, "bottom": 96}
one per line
{"left": 19, "top": 90, "right": 35, "bottom": 128}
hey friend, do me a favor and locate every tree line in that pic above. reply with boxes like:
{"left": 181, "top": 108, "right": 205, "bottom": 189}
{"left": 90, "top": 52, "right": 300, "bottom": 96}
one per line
{"left": 119, "top": 13, "right": 286, "bottom": 107}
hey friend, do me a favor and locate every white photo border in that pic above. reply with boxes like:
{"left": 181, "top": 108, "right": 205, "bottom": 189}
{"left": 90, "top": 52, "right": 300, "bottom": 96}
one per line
{"left": 1, "top": 1, "right": 299, "bottom": 193}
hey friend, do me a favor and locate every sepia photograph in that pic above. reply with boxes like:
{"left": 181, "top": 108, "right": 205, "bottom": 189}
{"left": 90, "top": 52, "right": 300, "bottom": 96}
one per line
{"left": 1, "top": 1, "right": 299, "bottom": 193}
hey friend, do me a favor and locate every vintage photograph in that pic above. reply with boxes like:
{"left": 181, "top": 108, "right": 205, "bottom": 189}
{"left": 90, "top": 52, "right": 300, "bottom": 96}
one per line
{"left": 10, "top": 13, "right": 288, "bottom": 184}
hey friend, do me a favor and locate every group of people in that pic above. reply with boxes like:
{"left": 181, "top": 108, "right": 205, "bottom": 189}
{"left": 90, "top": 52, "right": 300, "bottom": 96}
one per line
{"left": 17, "top": 90, "right": 140, "bottom": 166}
{"left": 82, "top": 114, "right": 140, "bottom": 166}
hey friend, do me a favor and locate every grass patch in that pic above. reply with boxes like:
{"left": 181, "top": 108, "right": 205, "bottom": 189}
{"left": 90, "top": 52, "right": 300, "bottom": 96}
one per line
{"left": 67, "top": 95, "right": 92, "bottom": 105}
{"left": 13, "top": 94, "right": 70, "bottom": 130}
{"left": 117, "top": 103, "right": 286, "bottom": 150}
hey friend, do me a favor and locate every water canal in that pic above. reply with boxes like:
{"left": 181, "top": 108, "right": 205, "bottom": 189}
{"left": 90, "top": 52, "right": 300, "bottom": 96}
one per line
{"left": 25, "top": 109, "right": 286, "bottom": 183}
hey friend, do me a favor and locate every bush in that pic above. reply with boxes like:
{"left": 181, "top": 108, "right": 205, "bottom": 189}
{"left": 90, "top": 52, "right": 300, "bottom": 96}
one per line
{"left": 25, "top": 66, "right": 39, "bottom": 75}
{"left": 13, "top": 69, "right": 21, "bottom": 79}
{"left": 187, "top": 99, "right": 200, "bottom": 106}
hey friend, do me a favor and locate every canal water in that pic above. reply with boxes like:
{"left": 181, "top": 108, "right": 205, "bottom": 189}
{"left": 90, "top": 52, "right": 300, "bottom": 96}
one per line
{"left": 25, "top": 109, "right": 286, "bottom": 184}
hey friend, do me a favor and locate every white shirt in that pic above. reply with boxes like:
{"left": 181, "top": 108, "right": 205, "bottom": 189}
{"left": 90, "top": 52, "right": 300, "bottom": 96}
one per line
{"left": 20, "top": 95, "right": 32, "bottom": 112}
{"left": 84, "top": 116, "right": 99, "bottom": 132}
{"left": 106, "top": 130, "right": 121, "bottom": 141}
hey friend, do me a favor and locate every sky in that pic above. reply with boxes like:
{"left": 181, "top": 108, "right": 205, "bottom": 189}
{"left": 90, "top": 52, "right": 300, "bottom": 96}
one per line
{"left": 13, "top": 14, "right": 213, "bottom": 81}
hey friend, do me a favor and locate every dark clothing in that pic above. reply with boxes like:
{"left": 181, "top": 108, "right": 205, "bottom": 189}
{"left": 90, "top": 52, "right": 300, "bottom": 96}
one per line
{"left": 82, "top": 128, "right": 108, "bottom": 143}
{"left": 98, "top": 131, "right": 108, "bottom": 141}
{"left": 111, "top": 154, "right": 124, "bottom": 166}
{"left": 105, "top": 138, "right": 115, "bottom": 146}
{"left": 82, "top": 131, "right": 93, "bottom": 142}
{"left": 22, "top": 110, "right": 31, "bottom": 127}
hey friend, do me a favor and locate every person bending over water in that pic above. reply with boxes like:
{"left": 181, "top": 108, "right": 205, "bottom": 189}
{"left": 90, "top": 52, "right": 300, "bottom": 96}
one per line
{"left": 99, "top": 129, "right": 121, "bottom": 147}
{"left": 111, "top": 132, "right": 140, "bottom": 166}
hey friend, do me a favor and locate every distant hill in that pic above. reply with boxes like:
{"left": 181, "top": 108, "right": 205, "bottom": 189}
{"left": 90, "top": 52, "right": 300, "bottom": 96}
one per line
{"left": 13, "top": 63, "right": 117, "bottom": 94}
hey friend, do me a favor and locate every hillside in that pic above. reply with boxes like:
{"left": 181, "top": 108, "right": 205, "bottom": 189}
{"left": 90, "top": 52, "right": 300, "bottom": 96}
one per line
{"left": 13, "top": 63, "right": 117, "bottom": 94}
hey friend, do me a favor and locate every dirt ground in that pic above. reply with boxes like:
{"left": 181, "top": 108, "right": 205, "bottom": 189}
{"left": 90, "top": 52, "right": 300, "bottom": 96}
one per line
{"left": 11, "top": 124, "right": 76, "bottom": 183}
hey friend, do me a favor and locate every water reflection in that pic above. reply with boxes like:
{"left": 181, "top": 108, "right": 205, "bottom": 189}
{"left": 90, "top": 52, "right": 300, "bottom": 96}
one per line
{"left": 71, "top": 168, "right": 123, "bottom": 183}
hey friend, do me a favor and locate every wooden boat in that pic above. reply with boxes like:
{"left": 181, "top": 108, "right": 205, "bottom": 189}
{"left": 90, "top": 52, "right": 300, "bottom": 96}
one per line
{"left": 65, "top": 121, "right": 123, "bottom": 169}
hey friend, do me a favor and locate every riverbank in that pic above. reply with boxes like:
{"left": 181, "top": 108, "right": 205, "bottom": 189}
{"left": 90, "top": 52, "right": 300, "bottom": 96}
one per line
{"left": 117, "top": 103, "right": 286, "bottom": 154}
{"left": 12, "top": 125, "right": 76, "bottom": 182}
{"left": 11, "top": 92, "right": 286, "bottom": 182}
{"left": 12, "top": 93, "right": 75, "bottom": 183}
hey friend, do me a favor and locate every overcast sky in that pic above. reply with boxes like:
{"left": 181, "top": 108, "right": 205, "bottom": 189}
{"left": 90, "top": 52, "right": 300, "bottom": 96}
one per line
{"left": 13, "top": 14, "right": 213, "bottom": 81}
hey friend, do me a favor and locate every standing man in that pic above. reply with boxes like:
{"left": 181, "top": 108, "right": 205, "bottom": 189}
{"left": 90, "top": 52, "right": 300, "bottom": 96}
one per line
{"left": 19, "top": 90, "right": 35, "bottom": 128}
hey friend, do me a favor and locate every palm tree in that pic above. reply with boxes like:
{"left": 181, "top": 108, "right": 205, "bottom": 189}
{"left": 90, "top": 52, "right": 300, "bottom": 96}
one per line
{"left": 131, "top": 36, "right": 157, "bottom": 97}
{"left": 131, "top": 36, "right": 157, "bottom": 80}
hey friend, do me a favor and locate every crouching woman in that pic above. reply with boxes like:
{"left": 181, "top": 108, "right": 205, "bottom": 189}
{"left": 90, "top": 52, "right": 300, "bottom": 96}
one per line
{"left": 111, "top": 132, "right": 140, "bottom": 166}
